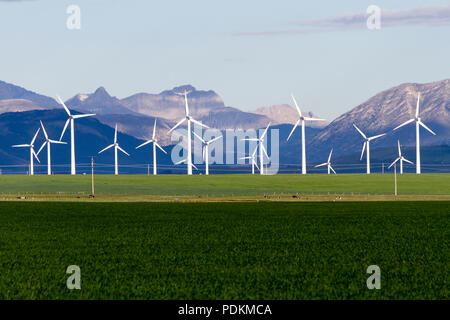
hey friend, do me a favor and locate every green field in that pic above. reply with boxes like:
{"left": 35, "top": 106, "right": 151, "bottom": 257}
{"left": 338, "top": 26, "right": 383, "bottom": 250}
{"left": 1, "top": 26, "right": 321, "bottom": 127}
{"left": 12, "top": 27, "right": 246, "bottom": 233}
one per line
{"left": 0, "top": 201, "right": 448, "bottom": 299}
{"left": 0, "top": 174, "right": 449, "bottom": 200}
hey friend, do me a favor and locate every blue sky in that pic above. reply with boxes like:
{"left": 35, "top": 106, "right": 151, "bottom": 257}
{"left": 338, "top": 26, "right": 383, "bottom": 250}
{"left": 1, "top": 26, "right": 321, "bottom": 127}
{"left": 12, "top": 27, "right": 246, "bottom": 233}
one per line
{"left": 0, "top": 0, "right": 449, "bottom": 120}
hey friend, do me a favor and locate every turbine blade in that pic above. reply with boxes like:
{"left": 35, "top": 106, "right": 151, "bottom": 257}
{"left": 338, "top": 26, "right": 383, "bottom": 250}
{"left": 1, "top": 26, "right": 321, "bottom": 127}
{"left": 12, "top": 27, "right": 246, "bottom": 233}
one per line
{"left": 168, "top": 118, "right": 186, "bottom": 134}
{"left": 261, "top": 143, "right": 269, "bottom": 159}
{"left": 12, "top": 144, "right": 30, "bottom": 148}
{"left": 353, "top": 124, "right": 367, "bottom": 139}
{"left": 329, "top": 165, "right": 337, "bottom": 174}
{"left": 190, "top": 118, "right": 209, "bottom": 129}
{"left": 393, "top": 118, "right": 414, "bottom": 131}
{"left": 37, "top": 141, "right": 47, "bottom": 156}
{"left": 254, "top": 161, "right": 260, "bottom": 171}
{"left": 32, "top": 148, "right": 40, "bottom": 163}
{"left": 114, "top": 124, "right": 118, "bottom": 143}
{"left": 40, "top": 121, "right": 48, "bottom": 139}
{"left": 98, "top": 144, "right": 114, "bottom": 154}
{"left": 59, "top": 119, "right": 70, "bottom": 141}
{"left": 193, "top": 131, "right": 206, "bottom": 143}
{"left": 261, "top": 122, "right": 271, "bottom": 140}
{"left": 49, "top": 139, "right": 67, "bottom": 144}
{"left": 419, "top": 121, "right": 436, "bottom": 136}
{"left": 360, "top": 142, "right": 366, "bottom": 161}
{"left": 291, "top": 94, "right": 302, "bottom": 117}
{"left": 402, "top": 157, "right": 414, "bottom": 165}
{"left": 153, "top": 118, "right": 157, "bottom": 140}
{"left": 315, "top": 163, "right": 327, "bottom": 168}
{"left": 368, "top": 133, "right": 386, "bottom": 141}
{"left": 328, "top": 149, "right": 333, "bottom": 162}
{"left": 117, "top": 145, "right": 130, "bottom": 156}
{"left": 57, "top": 96, "right": 71, "bottom": 116}
{"left": 251, "top": 145, "right": 258, "bottom": 157}
{"left": 184, "top": 92, "right": 189, "bottom": 116}
{"left": 31, "top": 128, "right": 40, "bottom": 145}
{"left": 207, "top": 136, "right": 222, "bottom": 144}
{"left": 136, "top": 140, "right": 153, "bottom": 149}
{"left": 242, "top": 138, "right": 259, "bottom": 142}
{"left": 202, "top": 147, "right": 206, "bottom": 161}
{"left": 415, "top": 92, "right": 421, "bottom": 118}
{"left": 72, "top": 113, "right": 95, "bottom": 119}
{"left": 304, "top": 117, "right": 325, "bottom": 121}
{"left": 155, "top": 142, "right": 167, "bottom": 154}
{"left": 287, "top": 119, "right": 300, "bottom": 141}
{"left": 388, "top": 158, "right": 400, "bottom": 169}
{"left": 175, "top": 159, "right": 186, "bottom": 165}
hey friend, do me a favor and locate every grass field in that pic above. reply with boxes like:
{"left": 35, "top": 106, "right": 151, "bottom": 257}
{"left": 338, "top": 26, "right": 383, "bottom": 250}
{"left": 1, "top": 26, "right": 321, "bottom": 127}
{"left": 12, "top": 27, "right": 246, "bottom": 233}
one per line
{"left": 0, "top": 174, "right": 449, "bottom": 201}
{"left": 0, "top": 201, "right": 448, "bottom": 299}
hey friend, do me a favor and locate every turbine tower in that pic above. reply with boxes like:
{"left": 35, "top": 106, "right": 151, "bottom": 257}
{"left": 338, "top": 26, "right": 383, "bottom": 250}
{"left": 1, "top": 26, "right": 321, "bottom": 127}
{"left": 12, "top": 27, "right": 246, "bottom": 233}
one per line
{"left": 136, "top": 119, "right": 167, "bottom": 175}
{"left": 58, "top": 96, "right": 96, "bottom": 175}
{"left": 287, "top": 94, "right": 325, "bottom": 175}
{"left": 240, "top": 146, "right": 259, "bottom": 174}
{"left": 168, "top": 91, "right": 209, "bottom": 175}
{"left": 37, "top": 121, "right": 67, "bottom": 175}
{"left": 393, "top": 93, "right": 436, "bottom": 174}
{"left": 315, "top": 149, "right": 336, "bottom": 174}
{"left": 353, "top": 124, "right": 386, "bottom": 174}
{"left": 193, "top": 132, "right": 222, "bottom": 175}
{"left": 243, "top": 123, "right": 271, "bottom": 175}
{"left": 98, "top": 124, "right": 130, "bottom": 175}
{"left": 389, "top": 140, "right": 413, "bottom": 174}
{"left": 12, "top": 128, "right": 41, "bottom": 175}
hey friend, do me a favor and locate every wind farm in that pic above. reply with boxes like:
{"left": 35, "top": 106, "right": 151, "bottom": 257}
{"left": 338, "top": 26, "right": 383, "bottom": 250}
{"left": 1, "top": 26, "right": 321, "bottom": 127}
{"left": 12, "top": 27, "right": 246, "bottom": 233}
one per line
{"left": 0, "top": 0, "right": 449, "bottom": 302}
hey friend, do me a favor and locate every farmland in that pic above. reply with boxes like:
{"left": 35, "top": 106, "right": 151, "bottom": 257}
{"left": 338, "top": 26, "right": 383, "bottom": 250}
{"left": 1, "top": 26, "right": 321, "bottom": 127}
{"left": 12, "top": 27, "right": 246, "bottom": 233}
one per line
{"left": 0, "top": 201, "right": 448, "bottom": 299}
{"left": 0, "top": 174, "right": 449, "bottom": 201}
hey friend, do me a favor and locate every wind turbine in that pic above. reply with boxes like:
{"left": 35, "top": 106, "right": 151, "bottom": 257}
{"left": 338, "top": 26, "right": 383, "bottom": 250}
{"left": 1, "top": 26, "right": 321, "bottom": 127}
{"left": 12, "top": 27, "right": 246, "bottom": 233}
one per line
{"left": 287, "top": 94, "right": 325, "bottom": 175}
{"left": 37, "top": 121, "right": 67, "bottom": 175}
{"left": 12, "top": 128, "right": 41, "bottom": 175}
{"left": 388, "top": 140, "right": 413, "bottom": 174}
{"left": 136, "top": 119, "right": 167, "bottom": 175}
{"left": 193, "top": 132, "right": 222, "bottom": 175}
{"left": 57, "top": 96, "right": 96, "bottom": 175}
{"left": 242, "top": 123, "right": 271, "bottom": 175}
{"left": 353, "top": 124, "right": 386, "bottom": 174}
{"left": 393, "top": 93, "right": 436, "bottom": 174}
{"left": 240, "top": 146, "right": 259, "bottom": 174}
{"left": 315, "top": 149, "right": 336, "bottom": 174}
{"left": 167, "top": 91, "right": 209, "bottom": 175}
{"left": 98, "top": 124, "right": 130, "bottom": 175}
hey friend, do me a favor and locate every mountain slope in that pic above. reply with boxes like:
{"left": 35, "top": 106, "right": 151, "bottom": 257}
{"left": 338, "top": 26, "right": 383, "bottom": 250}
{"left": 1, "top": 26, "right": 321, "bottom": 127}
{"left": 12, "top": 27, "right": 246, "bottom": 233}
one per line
{"left": 309, "top": 79, "right": 450, "bottom": 161}
{"left": 0, "top": 80, "right": 59, "bottom": 113}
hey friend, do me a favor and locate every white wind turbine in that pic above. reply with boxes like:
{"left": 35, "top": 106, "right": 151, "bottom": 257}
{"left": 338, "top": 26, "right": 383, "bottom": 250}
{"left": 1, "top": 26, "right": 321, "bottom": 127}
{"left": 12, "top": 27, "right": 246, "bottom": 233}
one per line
{"left": 287, "top": 94, "right": 325, "bottom": 175}
{"left": 388, "top": 140, "right": 414, "bottom": 175}
{"left": 136, "top": 119, "right": 167, "bottom": 175}
{"left": 240, "top": 146, "right": 259, "bottom": 174}
{"left": 57, "top": 96, "right": 96, "bottom": 175}
{"left": 193, "top": 132, "right": 222, "bottom": 175}
{"left": 168, "top": 91, "right": 209, "bottom": 175}
{"left": 393, "top": 93, "right": 436, "bottom": 174}
{"left": 12, "top": 128, "right": 41, "bottom": 175}
{"left": 242, "top": 123, "right": 271, "bottom": 175}
{"left": 98, "top": 124, "right": 130, "bottom": 175}
{"left": 353, "top": 124, "right": 386, "bottom": 174}
{"left": 315, "top": 149, "right": 336, "bottom": 174}
{"left": 37, "top": 121, "right": 67, "bottom": 175}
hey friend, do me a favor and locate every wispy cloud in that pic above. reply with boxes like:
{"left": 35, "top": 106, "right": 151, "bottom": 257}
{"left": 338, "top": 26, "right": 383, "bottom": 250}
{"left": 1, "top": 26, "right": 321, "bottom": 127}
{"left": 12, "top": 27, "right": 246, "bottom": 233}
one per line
{"left": 234, "top": 6, "right": 450, "bottom": 36}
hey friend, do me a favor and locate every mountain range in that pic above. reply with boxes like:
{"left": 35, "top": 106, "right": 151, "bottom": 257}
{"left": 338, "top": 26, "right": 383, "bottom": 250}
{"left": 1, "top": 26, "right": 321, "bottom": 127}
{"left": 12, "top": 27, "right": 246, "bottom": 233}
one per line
{"left": 0, "top": 78, "right": 448, "bottom": 174}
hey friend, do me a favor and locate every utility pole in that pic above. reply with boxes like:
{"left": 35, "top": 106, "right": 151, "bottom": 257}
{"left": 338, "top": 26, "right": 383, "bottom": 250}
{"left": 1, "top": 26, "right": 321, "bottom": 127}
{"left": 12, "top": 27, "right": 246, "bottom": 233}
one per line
{"left": 90, "top": 157, "right": 95, "bottom": 198}
{"left": 394, "top": 162, "right": 397, "bottom": 196}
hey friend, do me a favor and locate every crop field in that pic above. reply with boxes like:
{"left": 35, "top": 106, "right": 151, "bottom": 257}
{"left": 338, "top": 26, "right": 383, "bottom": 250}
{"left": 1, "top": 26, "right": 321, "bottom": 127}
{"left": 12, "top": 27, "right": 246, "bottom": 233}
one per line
{"left": 0, "top": 174, "right": 449, "bottom": 201}
{"left": 0, "top": 201, "right": 448, "bottom": 299}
